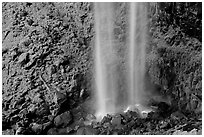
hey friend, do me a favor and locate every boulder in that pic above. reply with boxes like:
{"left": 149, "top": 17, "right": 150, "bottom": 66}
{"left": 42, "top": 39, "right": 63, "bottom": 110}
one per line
{"left": 18, "top": 52, "right": 29, "bottom": 66}
{"left": 2, "top": 129, "right": 15, "bottom": 135}
{"left": 111, "top": 115, "right": 122, "bottom": 126}
{"left": 170, "top": 111, "right": 187, "bottom": 120}
{"left": 76, "top": 126, "right": 97, "bottom": 135}
{"left": 58, "top": 127, "right": 74, "bottom": 135}
{"left": 31, "top": 123, "right": 43, "bottom": 134}
{"left": 54, "top": 111, "right": 72, "bottom": 127}
{"left": 47, "top": 128, "right": 58, "bottom": 135}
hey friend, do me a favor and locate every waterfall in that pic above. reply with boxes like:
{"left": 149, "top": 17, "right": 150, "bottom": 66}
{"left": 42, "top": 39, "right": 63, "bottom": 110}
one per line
{"left": 94, "top": 2, "right": 148, "bottom": 119}
{"left": 129, "top": 3, "right": 147, "bottom": 105}
{"left": 94, "top": 3, "right": 117, "bottom": 119}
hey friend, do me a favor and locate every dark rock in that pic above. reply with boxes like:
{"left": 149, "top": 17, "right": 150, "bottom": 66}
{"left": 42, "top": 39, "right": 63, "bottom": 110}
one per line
{"left": 84, "top": 113, "right": 96, "bottom": 125}
{"left": 10, "top": 115, "right": 20, "bottom": 124}
{"left": 86, "top": 113, "right": 96, "bottom": 121}
{"left": 171, "top": 111, "right": 187, "bottom": 120}
{"left": 47, "top": 128, "right": 58, "bottom": 135}
{"left": 147, "top": 111, "right": 162, "bottom": 120}
{"left": 58, "top": 127, "right": 74, "bottom": 135}
{"left": 35, "top": 103, "right": 50, "bottom": 116}
{"left": 19, "top": 108, "right": 28, "bottom": 117}
{"left": 129, "top": 111, "right": 139, "bottom": 118}
{"left": 42, "top": 121, "right": 52, "bottom": 131}
{"left": 111, "top": 115, "right": 122, "bottom": 126}
{"left": 2, "top": 129, "right": 15, "bottom": 135}
{"left": 76, "top": 126, "right": 97, "bottom": 135}
{"left": 13, "top": 97, "right": 25, "bottom": 108}
{"left": 27, "top": 19, "right": 34, "bottom": 26}
{"left": 146, "top": 122, "right": 155, "bottom": 131}
{"left": 53, "top": 91, "right": 67, "bottom": 105}
{"left": 127, "top": 120, "right": 135, "bottom": 129}
{"left": 159, "top": 121, "right": 170, "bottom": 129}
{"left": 48, "top": 115, "right": 54, "bottom": 121}
{"left": 157, "top": 102, "right": 170, "bottom": 113}
{"left": 15, "top": 127, "right": 25, "bottom": 135}
{"left": 31, "top": 123, "right": 43, "bottom": 134}
{"left": 73, "top": 117, "right": 85, "bottom": 127}
{"left": 28, "top": 104, "right": 37, "bottom": 114}
{"left": 54, "top": 111, "right": 72, "bottom": 127}
{"left": 101, "top": 114, "right": 112, "bottom": 124}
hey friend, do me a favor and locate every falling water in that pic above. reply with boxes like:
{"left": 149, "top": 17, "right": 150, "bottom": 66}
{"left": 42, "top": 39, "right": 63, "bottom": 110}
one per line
{"left": 128, "top": 3, "right": 147, "bottom": 106}
{"left": 94, "top": 2, "right": 148, "bottom": 119}
{"left": 94, "top": 3, "right": 117, "bottom": 118}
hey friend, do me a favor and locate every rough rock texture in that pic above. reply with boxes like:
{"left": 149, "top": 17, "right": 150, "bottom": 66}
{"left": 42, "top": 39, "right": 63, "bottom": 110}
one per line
{"left": 2, "top": 2, "right": 202, "bottom": 135}
{"left": 54, "top": 111, "right": 72, "bottom": 127}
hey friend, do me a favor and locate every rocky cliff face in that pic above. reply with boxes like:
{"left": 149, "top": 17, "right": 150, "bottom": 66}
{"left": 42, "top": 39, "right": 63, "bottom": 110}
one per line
{"left": 2, "top": 2, "right": 202, "bottom": 135}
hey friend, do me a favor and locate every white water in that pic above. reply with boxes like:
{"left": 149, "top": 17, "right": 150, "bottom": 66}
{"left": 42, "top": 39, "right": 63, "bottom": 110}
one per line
{"left": 94, "top": 3, "right": 116, "bottom": 118}
{"left": 129, "top": 3, "right": 147, "bottom": 105}
{"left": 94, "top": 3, "right": 148, "bottom": 119}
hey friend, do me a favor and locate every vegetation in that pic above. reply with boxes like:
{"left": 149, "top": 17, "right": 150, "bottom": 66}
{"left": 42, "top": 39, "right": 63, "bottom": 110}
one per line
{"left": 2, "top": 2, "right": 202, "bottom": 135}
{"left": 147, "top": 2, "right": 202, "bottom": 112}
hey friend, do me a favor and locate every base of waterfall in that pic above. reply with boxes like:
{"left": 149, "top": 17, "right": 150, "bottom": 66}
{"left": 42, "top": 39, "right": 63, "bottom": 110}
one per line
{"left": 77, "top": 101, "right": 201, "bottom": 135}
{"left": 124, "top": 104, "right": 155, "bottom": 118}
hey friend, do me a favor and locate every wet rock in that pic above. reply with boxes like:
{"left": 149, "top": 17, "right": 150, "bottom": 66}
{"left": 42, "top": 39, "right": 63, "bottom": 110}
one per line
{"left": 129, "top": 111, "right": 139, "bottom": 118}
{"left": 2, "top": 129, "right": 15, "bottom": 135}
{"left": 147, "top": 111, "right": 161, "bottom": 120}
{"left": 76, "top": 126, "right": 97, "bottom": 135}
{"left": 84, "top": 113, "right": 97, "bottom": 125}
{"left": 79, "top": 89, "right": 85, "bottom": 98}
{"left": 58, "top": 127, "right": 74, "bottom": 135}
{"left": 111, "top": 115, "right": 122, "bottom": 126}
{"left": 18, "top": 52, "right": 29, "bottom": 66}
{"left": 47, "top": 128, "right": 58, "bottom": 135}
{"left": 171, "top": 111, "right": 187, "bottom": 120}
{"left": 86, "top": 113, "right": 96, "bottom": 121}
{"left": 54, "top": 111, "right": 72, "bottom": 127}
{"left": 31, "top": 123, "right": 43, "bottom": 134}
{"left": 102, "top": 122, "right": 111, "bottom": 129}
{"left": 126, "top": 120, "right": 135, "bottom": 129}
{"left": 101, "top": 114, "right": 112, "bottom": 124}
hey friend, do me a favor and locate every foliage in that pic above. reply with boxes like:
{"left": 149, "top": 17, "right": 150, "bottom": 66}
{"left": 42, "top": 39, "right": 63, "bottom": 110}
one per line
{"left": 147, "top": 2, "right": 202, "bottom": 112}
